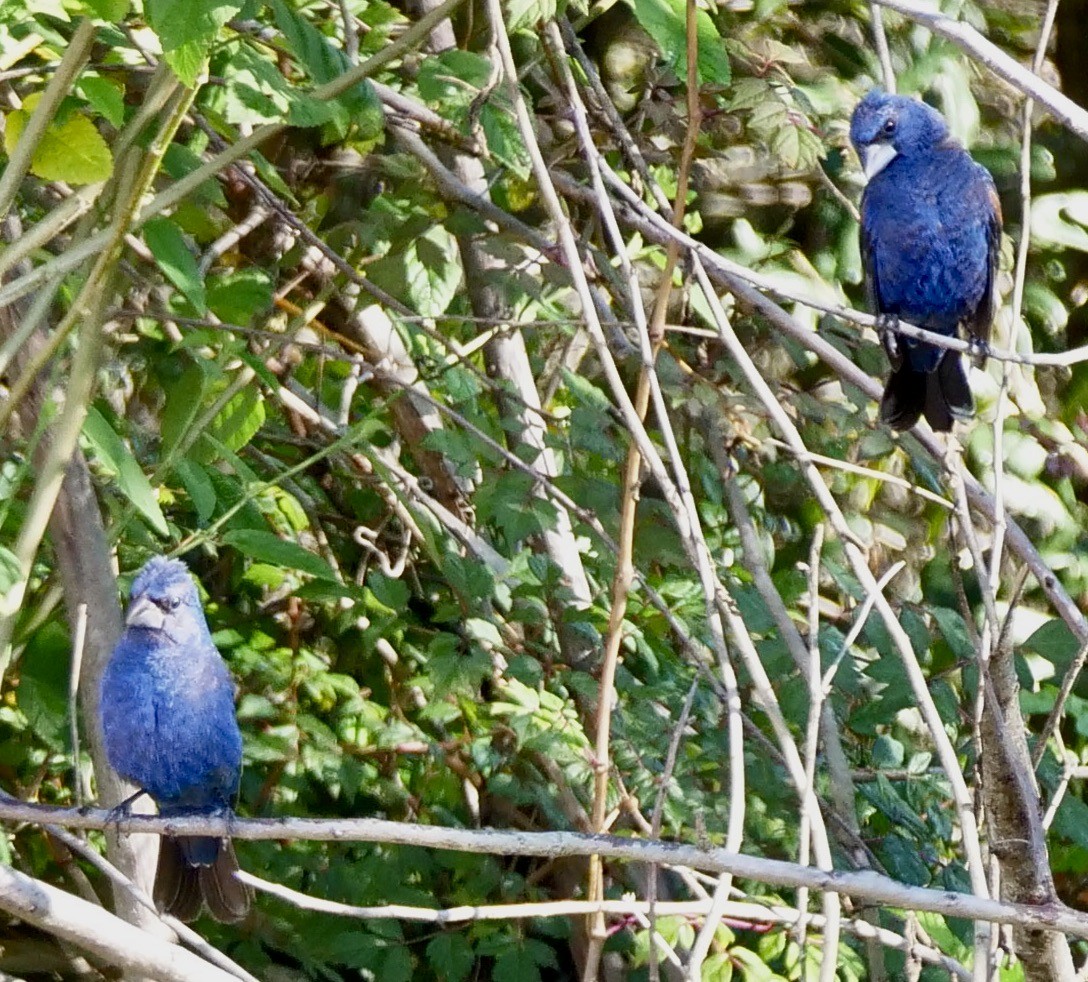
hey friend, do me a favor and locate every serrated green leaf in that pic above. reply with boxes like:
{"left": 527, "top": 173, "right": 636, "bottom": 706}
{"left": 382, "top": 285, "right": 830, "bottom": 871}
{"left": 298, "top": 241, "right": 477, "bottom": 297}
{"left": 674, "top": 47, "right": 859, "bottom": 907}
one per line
{"left": 145, "top": 0, "right": 241, "bottom": 58}
{"left": 205, "top": 387, "right": 265, "bottom": 456}
{"left": 4, "top": 104, "right": 113, "bottom": 185}
{"left": 481, "top": 103, "right": 531, "bottom": 179}
{"left": 268, "top": 0, "right": 382, "bottom": 134}
{"left": 770, "top": 123, "right": 801, "bottom": 169}
{"left": 371, "top": 224, "right": 462, "bottom": 317}
{"left": 426, "top": 933, "right": 474, "bottom": 982}
{"left": 219, "top": 42, "right": 345, "bottom": 128}
{"left": 269, "top": 0, "right": 343, "bottom": 84}
{"left": 144, "top": 217, "right": 207, "bottom": 312}
{"left": 18, "top": 624, "right": 70, "bottom": 753}
{"left": 628, "top": 0, "right": 731, "bottom": 87}
{"left": 82, "top": 407, "right": 169, "bottom": 536}
{"left": 224, "top": 529, "right": 339, "bottom": 581}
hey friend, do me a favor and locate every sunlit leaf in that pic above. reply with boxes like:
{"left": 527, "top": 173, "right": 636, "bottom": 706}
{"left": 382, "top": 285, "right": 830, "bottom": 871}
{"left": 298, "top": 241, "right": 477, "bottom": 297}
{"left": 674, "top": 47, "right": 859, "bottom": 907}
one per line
{"left": 82, "top": 407, "right": 169, "bottom": 536}
{"left": 4, "top": 100, "right": 112, "bottom": 184}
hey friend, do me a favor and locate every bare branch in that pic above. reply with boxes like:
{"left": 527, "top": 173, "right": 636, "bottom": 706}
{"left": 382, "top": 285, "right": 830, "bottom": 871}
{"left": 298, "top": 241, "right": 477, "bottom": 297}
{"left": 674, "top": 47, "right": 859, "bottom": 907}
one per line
{"left": 1, "top": 803, "right": 1087, "bottom": 943}
{"left": 0, "top": 863, "right": 237, "bottom": 982}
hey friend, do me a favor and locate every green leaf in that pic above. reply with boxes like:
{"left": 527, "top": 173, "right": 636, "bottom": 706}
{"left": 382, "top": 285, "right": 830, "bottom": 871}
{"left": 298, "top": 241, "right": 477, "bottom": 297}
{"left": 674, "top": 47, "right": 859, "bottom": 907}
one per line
{"left": 18, "top": 623, "right": 70, "bottom": 754}
{"left": 218, "top": 42, "right": 345, "bottom": 128}
{"left": 204, "top": 387, "right": 265, "bottom": 457}
{"left": 163, "top": 142, "right": 227, "bottom": 206}
{"left": 426, "top": 633, "right": 491, "bottom": 697}
{"left": 223, "top": 529, "right": 340, "bottom": 581}
{"left": 269, "top": 0, "right": 344, "bottom": 84}
{"left": 1022, "top": 619, "right": 1080, "bottom": 668}
{"left": 505, "top": 0, "right": 557, "bottom": 31}
{"left": 0, "top": 546, "right": 21, "bottom": 599}
{"left": 931, "top": 607, "right": 976, "bottom": 662}
{"left": 880, "top": 832, "right": 930, "bottom": 886}
{"left": 701, "top": 952, "right": 734, "bottom": 982}
{"left": 426, "top": 933, "right": 474, "bottom": 982}
{"left": 268, "top": 0, "right": 383, "bottom": 134}
{"left": 161, "top": 360, "right": 211, "bottom": 460}
{"left": 628, "top": 0, "right": 732, "bottom": 87}
{"left": 78, "top": 0, "right": 131, "bottom": 16}
{"left": 82, "top": 407, "right": 169, "bottom": 536}
{"left": 871, "top": 733, "right": 904, "bottom": 769}
{"left": 3, "top": 102, "right": 113, "bottom": 185}
{"left": 143, "top": 217, "right": 207, "bottom": 312}
{"left": 145, "top": 0, "right": 242, "bottom": 85}
{"left": 481, "top": 103, "right": 531, "bottom": 179}
{"left": 77, "top": 76, "right": 126, "bottom": 128}
{"left": 418, "top": 51, "right": 493, "bottom": 105}
{"left": 206, "top": 268, "right": 274, "bottom": 324}
{"left": 370, "top": 225, "right": 462, "bottom": 317}
{"left": 174, "top": 458, "right": 217, "bottom": 523}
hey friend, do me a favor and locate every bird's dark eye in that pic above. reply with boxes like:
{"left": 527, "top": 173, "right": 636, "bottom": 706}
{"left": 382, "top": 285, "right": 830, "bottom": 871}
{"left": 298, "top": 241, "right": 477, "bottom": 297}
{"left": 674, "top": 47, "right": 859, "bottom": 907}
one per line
{"left": 882, "top": 117, "right": 897, "bottom": 136}
{"left": 169, "top": 596, "right": 181, "bottom": 610}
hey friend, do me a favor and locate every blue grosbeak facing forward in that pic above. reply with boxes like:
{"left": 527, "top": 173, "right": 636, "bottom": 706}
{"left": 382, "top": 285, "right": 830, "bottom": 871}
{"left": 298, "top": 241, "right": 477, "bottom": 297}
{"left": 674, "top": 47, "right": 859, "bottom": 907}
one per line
{"left": 851, "top": 89, "right": 1001, "bottom": 431}
{"left": 100, "top": 557, "right": 251, "bottom": 923}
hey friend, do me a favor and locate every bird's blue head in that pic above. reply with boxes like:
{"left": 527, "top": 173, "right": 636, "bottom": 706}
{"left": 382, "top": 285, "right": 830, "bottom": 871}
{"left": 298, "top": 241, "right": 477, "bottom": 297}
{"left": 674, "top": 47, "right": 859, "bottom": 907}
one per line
{"left": 125, "top": 556, "right": 208, "bottom": 643}
{"left": 850, "top": 89, "right": 949, "bottom": 180}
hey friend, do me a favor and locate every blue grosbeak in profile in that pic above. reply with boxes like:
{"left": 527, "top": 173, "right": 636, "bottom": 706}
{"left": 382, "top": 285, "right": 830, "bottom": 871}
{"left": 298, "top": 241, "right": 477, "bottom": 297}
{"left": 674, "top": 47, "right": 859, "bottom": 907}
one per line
{"left": 100, "top": 557, "right": 251, "bottom": 923}
{"left": 851, "top": 89, "right": 1002, "bottom": 431}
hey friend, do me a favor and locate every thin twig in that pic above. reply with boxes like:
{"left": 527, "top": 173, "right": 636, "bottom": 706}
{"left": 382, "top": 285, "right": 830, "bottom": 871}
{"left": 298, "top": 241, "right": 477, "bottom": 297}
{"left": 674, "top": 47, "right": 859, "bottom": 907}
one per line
{"left": 868, "top": 4, "right": 896, "bottom": 93}
{"left": 647, "top": 678, "right": 698, "bottom": 982}
{"left": 1033, "top": 637, "right": 1088, "bottom": 770}
{"left": 795, "top": 526, "right": 826, "bottom": 969}
{"left": 68, "top": 603, "right": 88, "bottom": 811}
{"left": 872, "top": 0, "right": 1088, "bottom": 142}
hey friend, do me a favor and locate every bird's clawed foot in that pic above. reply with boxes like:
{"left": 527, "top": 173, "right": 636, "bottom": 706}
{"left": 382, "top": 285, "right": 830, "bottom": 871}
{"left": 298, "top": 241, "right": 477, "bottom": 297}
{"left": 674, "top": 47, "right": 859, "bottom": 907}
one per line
{"left": 104, "top": 789, "right": 149, "bottom": 831}
{"left": 876, "top": 313, "right": 902, "bottom": 368}
{"left": 967, "top": 334, "right": 990, "bottom": 368}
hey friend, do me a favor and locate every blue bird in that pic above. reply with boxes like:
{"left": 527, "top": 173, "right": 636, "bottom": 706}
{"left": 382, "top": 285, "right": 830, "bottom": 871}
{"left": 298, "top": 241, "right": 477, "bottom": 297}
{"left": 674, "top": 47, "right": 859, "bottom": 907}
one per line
{"left": 851, "top": 89, "right": 1001, "bottom": 431}
{"left": 100, "top": 557, "right": 251, "bottom": 923}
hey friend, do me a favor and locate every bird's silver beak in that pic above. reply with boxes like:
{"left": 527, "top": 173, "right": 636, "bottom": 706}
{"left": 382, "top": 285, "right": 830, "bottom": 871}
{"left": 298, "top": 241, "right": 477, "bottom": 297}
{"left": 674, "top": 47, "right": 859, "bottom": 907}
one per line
{"left": 126, "top": 595, "right": 165, "bottom": 630}
{"left": 862, "top": 143, "right": 898, "bottom": 180}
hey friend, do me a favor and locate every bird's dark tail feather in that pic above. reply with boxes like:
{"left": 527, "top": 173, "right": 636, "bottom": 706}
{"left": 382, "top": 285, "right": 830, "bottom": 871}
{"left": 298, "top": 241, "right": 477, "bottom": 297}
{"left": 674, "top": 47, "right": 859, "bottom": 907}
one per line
{"left": 880, "top": 352, "right": 973, "bottom": 432}
{"left": 154, "top": 836, "right": 252, "bottom": 923}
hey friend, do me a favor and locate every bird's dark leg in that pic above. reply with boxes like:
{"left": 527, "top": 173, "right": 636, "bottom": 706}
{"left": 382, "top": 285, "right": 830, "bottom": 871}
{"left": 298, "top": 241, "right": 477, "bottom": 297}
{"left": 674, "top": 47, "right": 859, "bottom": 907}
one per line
{"left": 966, "top": 332, "right": 990, "bottom": 368}
{"left": 876, "top": 313, "right": 903, "bottom": 368}
{"left": 223, "top": 805, "right": 238, "bottom": 844}
{"left": 105, "top": 788, "right": 150, "bottom": 829}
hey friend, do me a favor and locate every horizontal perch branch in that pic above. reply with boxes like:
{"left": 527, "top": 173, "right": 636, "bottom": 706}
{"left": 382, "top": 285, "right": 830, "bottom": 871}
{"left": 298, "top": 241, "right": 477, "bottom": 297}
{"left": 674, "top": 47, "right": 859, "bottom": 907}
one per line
{"left": 4, "top": 800, "right": 1087, "bottom": 942}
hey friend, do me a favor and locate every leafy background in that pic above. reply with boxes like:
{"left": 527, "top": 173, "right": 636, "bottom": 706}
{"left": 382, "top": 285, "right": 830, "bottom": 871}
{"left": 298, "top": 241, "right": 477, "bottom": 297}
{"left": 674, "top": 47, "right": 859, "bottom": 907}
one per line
{"left": 2, "top": 0, "right": 1088, "bottom": 978}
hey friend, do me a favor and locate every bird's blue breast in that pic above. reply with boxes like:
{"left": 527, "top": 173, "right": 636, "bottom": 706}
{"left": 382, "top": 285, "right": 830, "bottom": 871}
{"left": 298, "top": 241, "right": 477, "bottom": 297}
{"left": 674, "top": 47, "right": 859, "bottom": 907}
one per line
{"left": 862, "top": 148, "right": 993, "bottom": 371}
{"left": 100, "top": 632, "right": 242, "bottom": 809}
